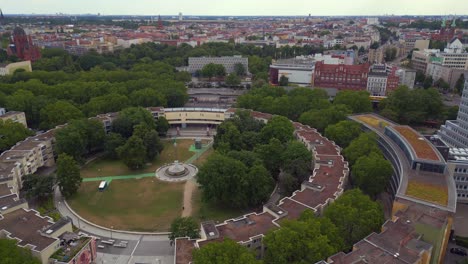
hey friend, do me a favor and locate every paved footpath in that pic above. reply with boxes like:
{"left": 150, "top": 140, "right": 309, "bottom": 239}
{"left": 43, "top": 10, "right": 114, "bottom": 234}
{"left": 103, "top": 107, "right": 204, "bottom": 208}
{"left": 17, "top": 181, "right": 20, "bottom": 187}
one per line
{"left": 82, "top": 142, "right": 213, "bottom": 183}
{"left": 82, "top": 173, "right": 155, "bottom": 183}
{"left": 182, "top": 178, "right": 197, "bottom": 217}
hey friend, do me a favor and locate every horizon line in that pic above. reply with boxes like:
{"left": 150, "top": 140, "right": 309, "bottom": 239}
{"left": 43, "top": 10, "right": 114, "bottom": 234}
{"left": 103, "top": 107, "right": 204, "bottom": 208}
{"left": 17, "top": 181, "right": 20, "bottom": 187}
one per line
{"left": 2, "top": 13, "right": 468, "bottom": 17}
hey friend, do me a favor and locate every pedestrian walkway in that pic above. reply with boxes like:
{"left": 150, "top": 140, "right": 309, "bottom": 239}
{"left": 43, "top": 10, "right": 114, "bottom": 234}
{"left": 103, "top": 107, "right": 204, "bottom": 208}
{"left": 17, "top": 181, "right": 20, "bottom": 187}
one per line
{"left": 82, "top": 173, "right": 155, "bottom": 183}
{"left": 82, "top": 143, "right": 213, "bottom": 183}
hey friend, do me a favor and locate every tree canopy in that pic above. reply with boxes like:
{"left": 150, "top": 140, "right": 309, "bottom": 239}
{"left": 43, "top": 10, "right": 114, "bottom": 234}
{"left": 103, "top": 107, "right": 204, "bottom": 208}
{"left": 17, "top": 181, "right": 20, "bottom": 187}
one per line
{"left": 169, "top": 217, "right": 200, "bottom": 242}
{"left": 379, "top": 86, "right": 443, "bottom": 124}
{"left": 112, "top": 107, "right": 156, "bottom": 138}
{"left": 264, "top": 211, "right": 343, "bottom": 264}
{"left": 333, "top": 90, "right": 372, "bottom": 113}
{"left": 0, "top": 239, "right": 41, "bottom": 264}
{"left": 352, "top": 152, "right": 393, "bottom": 198}
{"left": 193, "top": 239, "right": 261, "bottom": 264}
{"left": 56, "top": 154, "right": 82, "bottom": 198}
{"left": 324, "top": 189, "right": 384, "bottom": 249}
{"left": 324, "top": 120, "right": 362, "bottom": 148}
{"left": 343, "top": 132, "right": 381, "bottom": 166}
{"left": 0, "top": 120, "right": 34, "bottom": 152}
{"left": 197, "top": 153, "right": 273, "bottom": 209}
{"left": 55, "top": 118, "right": 105, "bottom": 162}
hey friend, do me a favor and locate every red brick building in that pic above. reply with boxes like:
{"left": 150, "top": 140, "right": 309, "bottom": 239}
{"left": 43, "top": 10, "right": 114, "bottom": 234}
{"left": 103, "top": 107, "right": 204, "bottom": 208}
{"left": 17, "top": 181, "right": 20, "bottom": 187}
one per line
{"left": 7, "top": 27, "right": 41, "bottom": 62}
{"left": 312, "top": 61, "right": 370, "bottom": 90}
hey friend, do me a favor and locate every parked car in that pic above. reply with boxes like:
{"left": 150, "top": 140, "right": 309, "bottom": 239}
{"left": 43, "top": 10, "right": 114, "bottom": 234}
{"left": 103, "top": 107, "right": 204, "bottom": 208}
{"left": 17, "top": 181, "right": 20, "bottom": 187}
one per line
{"left": 450, "top": 247, "right": 468, "bottom": 256}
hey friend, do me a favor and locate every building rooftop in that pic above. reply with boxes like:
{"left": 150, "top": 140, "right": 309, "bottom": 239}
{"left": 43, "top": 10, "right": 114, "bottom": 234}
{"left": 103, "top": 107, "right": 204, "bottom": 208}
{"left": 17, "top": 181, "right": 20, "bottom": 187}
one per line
{"left": 393, "top": 126, "right": 443, "bottom": 162}
{"left": 175, "top": 238, "right": 196, "bottom": 264}
{"left": 215, "top": 212, "right": 277, "bottom": 243}
{"left": 0, "top": 209, "right": 57, "bottom": 251}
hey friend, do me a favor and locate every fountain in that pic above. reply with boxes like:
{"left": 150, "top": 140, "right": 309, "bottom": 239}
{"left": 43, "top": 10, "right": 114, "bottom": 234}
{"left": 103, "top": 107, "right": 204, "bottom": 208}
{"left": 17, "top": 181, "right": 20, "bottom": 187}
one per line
{"left": 155, "top": 160, "right": 198, "bottom": 182}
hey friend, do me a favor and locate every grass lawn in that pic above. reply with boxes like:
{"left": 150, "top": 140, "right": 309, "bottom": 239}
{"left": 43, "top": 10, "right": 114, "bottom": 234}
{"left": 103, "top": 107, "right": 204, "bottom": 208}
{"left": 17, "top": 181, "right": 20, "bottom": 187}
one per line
{"left": 192, "top": 148, "right": 214, "bottom": 167}
{"left": 81, "top": 139, "right": 195, "bottom": 178}
{"left": 406, "top": 180, "right": 448, "bottom": 206}
{"left": 356, "top": 115, "right": 390, "bottom": 129}
{"left": 68, "top": 178, "right": 184, "bottom": 231}
{"left": 191, "top": 186, "right": 247, "bottom": 224}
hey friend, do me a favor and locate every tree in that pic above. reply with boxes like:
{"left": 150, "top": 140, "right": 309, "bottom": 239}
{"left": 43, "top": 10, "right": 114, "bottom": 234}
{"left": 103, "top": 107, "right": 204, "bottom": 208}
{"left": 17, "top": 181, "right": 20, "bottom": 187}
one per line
{"left": 325, "top": 120, "right": 362, "bottom": 148}
{"left": 245, "top": 164, "right": 275, "bottom": 206}
{"left": 380, "top": 86, "right": 443, "bottom": 124}
{"left": 281, "top": 141, "right": 312, "bottom": 183}
{"left": 197, "top": 154, "right": 272, "bottom": 208}
{"left": 455, "top": 74, "right": 465, "bottom": 95}
{"left": 260, "top": 116, "right": 294, "bottom": 144}
{"left": 55, "top": 119, "right": 105, "bottom": 161}
{"left": 352, "top": 152, "right": 393, "bottom": 197}
{"left": 175, "top": 71, "right": 192, "bottom": 82}
{"left": 334, "top": 90, "right": 372, "bottom": 113}
{"left": 201, "top": 63, "right": 226, "bottom": 79}
{"left": 55, "top": 129, "right": 86, "bottom": 162}
{"left": 56, "top": 154, "right": 82, "bottom": 198}
{"left": 279, "top": 75, "right": 289, "bottom": 86}
{"left": 225, "top": 73, "right": 241, "bottom": 87}
{"left": 423, "top": 75, "right": 433, "bottom": 89}
{"left": 358, "top": 46, "right": 365, "bottom": 54}
{"left": 39, "top": 100, "right": 84, "bottom": 129}
{"left": 156, "top": 116, "right": 170, "bottom": 136}
{"left": 234, "top": 63, "right": 246, "bottom": 76}
{"left": 112, "top": 107, "right": 156, "bottom": 138}
{"left": 193, "top": 239, "right": 261, "bottom": 264}
{"left": 82, "top": 93, "right": 130, "bottom": 117}
{"left": 255, "top": 138, "right": 285, "bottom": 176}
{"left": 384, "top": 47, "right": 397, "bottom": 62}
{"left": 214, "top": 121, "right": 242, "bottom": 152}
{"left": 263, "top": 214, "right": 342, "bottom": 264}
{"left": 133, "top": 124, "right": 164, "bottom": 161}
{"left": 298, "top": 104, "right": 351, "bottom": 132}
{"left": 324, "top": 189, "right": 384, "bottom": 249}
{"left": 117, "top": 136, "right": 147, "bottom": 169}
{"left": 370, "top": 42, "right": 380, "bottom": 49}
{"left": 21, "top": 175, "right": 55, "bottom": 200}
{"left": 104, "top": 132, "right": 125, "bottom": 159}
{"left": 0, "top": 238, "right": 41, "bottom": 264}
{"left": 0, "top": 120, "right": 34, "bottom": 152}
{"left": 169, "top": 217, "right": 200, "bottom": 242}
{"left": 343, "top": 132, "right": 381, "bottom": 166}
{"left": 129, "top": 88, "right": 167, "bottom": 107}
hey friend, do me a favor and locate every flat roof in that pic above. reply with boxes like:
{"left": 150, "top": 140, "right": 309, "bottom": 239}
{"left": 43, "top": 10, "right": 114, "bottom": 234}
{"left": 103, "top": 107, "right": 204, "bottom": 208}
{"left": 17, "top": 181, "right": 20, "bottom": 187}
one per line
{"left": 216, "top": 212, "right": 277, "bottom": 242}
{"left": 0, "top": 209, "right": 57, "bottom": 251}
{"left": 175, "top": 238, "right": 196, "bottom": 264}
{"left": 393, "top": 126, "right": 443, "bottom": 162}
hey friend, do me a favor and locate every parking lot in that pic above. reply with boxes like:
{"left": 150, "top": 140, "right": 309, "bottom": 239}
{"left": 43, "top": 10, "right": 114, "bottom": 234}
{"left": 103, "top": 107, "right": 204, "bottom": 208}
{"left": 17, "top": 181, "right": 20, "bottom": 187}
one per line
{"left": 94, "top": 235, "right": 174, "bottom": 264}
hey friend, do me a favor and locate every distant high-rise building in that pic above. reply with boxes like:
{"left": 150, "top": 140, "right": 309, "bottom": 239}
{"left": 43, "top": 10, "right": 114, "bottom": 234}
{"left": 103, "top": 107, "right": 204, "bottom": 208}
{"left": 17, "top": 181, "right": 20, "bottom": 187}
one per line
{"left": 438, "top": 80, "right": 468, "bottom": 147}
{"left": 179, "top": 12, "right": 183, "bottom": 21}
{"left": 157, "top": 15, "right": 163, "bottom": 30}
{"left": 6, "top": 27, "right": 41, "bottom": 62}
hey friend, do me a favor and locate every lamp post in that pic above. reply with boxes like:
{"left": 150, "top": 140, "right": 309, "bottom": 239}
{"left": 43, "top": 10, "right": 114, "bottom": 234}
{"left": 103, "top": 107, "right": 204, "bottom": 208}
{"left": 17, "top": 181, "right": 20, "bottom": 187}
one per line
{"left": 110, "top": 226, "right": 113, "bottom": 239}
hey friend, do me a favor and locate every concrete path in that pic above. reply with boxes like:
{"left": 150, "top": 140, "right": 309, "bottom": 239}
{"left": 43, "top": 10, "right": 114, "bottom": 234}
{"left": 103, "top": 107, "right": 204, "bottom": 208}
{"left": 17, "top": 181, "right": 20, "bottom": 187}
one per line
{"left": 82, "top": 173, "right": 155, "bottom": 183}
{"left": 82, "top": 142, "right": 212, "bottom": 183}
{"left": 182, "top": 179, "right": 197, "bottom": 217}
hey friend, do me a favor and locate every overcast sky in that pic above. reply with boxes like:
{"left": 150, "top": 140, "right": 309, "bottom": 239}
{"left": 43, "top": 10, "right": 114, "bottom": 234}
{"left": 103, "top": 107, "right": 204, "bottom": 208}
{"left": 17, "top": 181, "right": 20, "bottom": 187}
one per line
{"left": 2, "top": 0, "right": 468, "bottom": 16}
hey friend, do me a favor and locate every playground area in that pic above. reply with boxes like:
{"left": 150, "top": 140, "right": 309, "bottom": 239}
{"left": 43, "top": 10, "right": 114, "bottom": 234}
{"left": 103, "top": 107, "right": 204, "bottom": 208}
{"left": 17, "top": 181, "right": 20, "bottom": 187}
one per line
{"left": 67, "top": 138, "right": 218, "bottom": 231}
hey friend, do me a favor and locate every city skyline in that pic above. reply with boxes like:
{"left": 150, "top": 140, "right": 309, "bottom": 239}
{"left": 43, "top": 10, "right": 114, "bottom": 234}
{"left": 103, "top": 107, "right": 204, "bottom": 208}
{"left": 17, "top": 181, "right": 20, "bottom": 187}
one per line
{"left": 3, "top": 0, "right": 468, "bottom": 16}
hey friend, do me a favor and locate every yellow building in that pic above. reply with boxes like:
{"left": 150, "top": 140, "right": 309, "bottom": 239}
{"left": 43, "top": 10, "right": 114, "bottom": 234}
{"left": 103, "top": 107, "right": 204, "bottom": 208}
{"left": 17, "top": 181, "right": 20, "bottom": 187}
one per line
{"left": 0, "top": 61, "right": 32, "bottom": 76}
{"left": 0, "top": 111, "right": 28, "bottom": 127}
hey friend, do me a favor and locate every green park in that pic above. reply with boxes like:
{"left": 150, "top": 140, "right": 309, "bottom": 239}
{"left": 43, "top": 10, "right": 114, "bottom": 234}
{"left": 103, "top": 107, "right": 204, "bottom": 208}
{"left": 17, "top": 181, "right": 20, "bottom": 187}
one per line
{"left": 67, "top": 138, "right": 242, "bottom": 232}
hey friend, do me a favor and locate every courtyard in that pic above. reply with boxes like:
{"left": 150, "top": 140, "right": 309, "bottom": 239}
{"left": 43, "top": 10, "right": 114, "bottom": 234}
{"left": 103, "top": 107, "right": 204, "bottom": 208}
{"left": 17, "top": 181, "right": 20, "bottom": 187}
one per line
{"left": 67, "top": 138, "right": 244, "bottom": 231}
